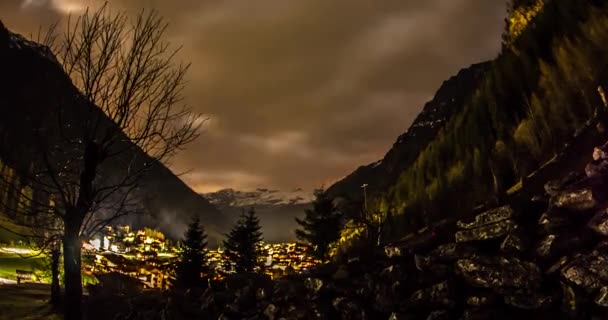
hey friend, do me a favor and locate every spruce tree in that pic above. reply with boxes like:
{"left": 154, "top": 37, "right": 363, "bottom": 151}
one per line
{"left": 223, "top": 208, "right": 263, "bottom": 273}
{"left": 295, "top": 189, "right": 341, "bottom": 261}
{"left": 173, "top": 216, "right": 208, "bottom": 290}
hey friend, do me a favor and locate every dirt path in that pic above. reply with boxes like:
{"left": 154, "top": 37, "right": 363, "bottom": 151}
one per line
{"left": 0, "top": 283, "right": 61, "bottom": 320}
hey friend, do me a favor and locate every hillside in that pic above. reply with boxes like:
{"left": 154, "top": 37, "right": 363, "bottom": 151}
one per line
{"left": 329, "top": 0, "right": 608, "bottom": 240}
{"left": 0, "top": 21, "right": 225, "bottom": 244}
{"left": 327, "top": 61, "right": 491, "bottom": 202}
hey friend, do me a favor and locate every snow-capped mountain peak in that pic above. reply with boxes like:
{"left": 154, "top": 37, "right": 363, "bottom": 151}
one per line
{"left": 202, "top": 188, "right": 314, "bottom": 207}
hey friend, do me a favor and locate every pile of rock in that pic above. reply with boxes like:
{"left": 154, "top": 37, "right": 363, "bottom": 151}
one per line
{"left": 92, "top": 143, "right": 608, "bottom": 320}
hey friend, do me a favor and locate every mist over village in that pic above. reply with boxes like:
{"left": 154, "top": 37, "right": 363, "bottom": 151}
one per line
{"left": 4, "top": 0, "right": 608, "bottom": 319}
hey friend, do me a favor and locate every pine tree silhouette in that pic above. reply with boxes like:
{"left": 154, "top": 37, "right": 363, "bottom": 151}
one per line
{"left": 223, "top": 208, "right": 263, "bottom": 273}
{"left": 295, "top": 189, "right": 341, "bottom": 261}
{"left": 173, "top": 216, "right": 209, "bottom": 290}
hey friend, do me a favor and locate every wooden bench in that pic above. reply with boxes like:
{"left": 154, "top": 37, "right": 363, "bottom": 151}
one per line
{"left": 16, "top": 269, "right": 34, "bottom": 284}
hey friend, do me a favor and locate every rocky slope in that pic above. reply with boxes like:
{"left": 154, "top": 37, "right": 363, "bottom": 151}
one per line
{"left": 326, "top": 61, "right": 490, "bottom": 202}
{"left": 86, "top": 134, "right": 608, "bottom": 319}
{"left": 0, "top": 21, "right": 224, "bottom": 243}
{"left": 203, "top": 188, "right": 313, "bottom": 243}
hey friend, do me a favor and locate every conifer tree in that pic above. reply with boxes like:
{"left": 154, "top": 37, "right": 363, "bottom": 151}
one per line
{"left": 173, "top": 216, "right": 208, "bottom": 290}
{"left": 223, "top": 208, "right": 263, "bottom": 273}
{"left": 295, "top": 189, "right": 341, "bottom": 261}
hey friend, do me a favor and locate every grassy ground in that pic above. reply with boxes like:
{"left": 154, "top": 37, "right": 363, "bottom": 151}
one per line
{"left": 0, "top": 283, "right": 61, "bottom": 320}
{"left": 0, "top": 252, "right": 46, "bottom": 281}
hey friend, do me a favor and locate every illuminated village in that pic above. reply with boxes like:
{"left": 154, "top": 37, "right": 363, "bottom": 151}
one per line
{"left": 82, "top": 225, "right": 320, "bottom": 289}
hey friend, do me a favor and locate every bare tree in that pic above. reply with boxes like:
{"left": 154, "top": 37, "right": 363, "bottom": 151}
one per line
{"left": 0, "top": 4, "right": 201, "bottom": 320}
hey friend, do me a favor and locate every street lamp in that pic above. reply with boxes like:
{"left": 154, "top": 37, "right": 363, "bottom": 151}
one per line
{"left": 361, "top": 183, "right": 368, "bottom": 211}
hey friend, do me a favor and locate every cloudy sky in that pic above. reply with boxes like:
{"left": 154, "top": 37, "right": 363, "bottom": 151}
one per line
{"left": 1, "top": 0, "right": 506, "bottom": 193}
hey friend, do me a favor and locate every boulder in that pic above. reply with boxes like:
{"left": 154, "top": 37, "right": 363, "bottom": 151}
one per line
{"left": 536, "top": 234, "right": 556, "bottom": 258}
{"left": 456, "top": 206, "right": 514, "bottom": 230}
{"left": 455, "top": 256, "right": 540, "bottom": 291}
{"left": 465, "top": 294, "right": 495, "bottom": 307}
{"left": 585, "top": 159, "right": 608, "bottom": 178}
{"left": 428, "top": 243, "right": 477, "bottom": 262}
{"left": 561, "top": 256, "right": 604, "bottom": 291}
{"left": 550, "top": 187, "right": 597, "bottom": 212}
{"left": 560, "top": 282, "right": 584, "bottom": 317}
{"left": 537, "top": 212, "right": 570, "bottom": 234}
{"left": 500, "top": 233, "right": 525, "bottom": 254}
{"left": 503, "top": 291, "right": 552, "bottom": 310}
{"left": 536, "top": 232, "right": 591, "bottom": 259}
{"left": 588, "top": 210, "right": 608, "bottom": 236}
{"left": 595, "top": 286, "right": 608, "bottom": 307}
{"left": 546, "top": 256, "right": 570, "bottom": 275}
{"left": 305, "top": 278, "right": 323, "bottom": 294}
{"left": 332, "top": 297, "right": 366, "bottom": 320}
{"left": 426, "top": 310, "right": 449, "bottom": 320}
{"left": 409, "top": 281, "right": 454, "bottom": 309}
{"left": 388, "top": 312, "right": 418, "bottom": 320}
{"left": 455, "top": 220, "right": 517, "bottom": 243}
{"left": 545, "top": 172, "right": 586, "bottom": 196}
{"left": 333, "top": 265, "right": 350, "bottom": 281}
{"left": 264, "top": 304, "right": 279, "bottom": 320}
{"left": 460, "top": 308, "right": 503, "bottom": 320}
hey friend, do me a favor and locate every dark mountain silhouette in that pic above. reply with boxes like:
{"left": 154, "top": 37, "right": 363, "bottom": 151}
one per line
{"left": 0, "top": 21, "right": 225, "bottom": 244}
{"left": 327, "top": 62, "right": 491, "bottom": 202}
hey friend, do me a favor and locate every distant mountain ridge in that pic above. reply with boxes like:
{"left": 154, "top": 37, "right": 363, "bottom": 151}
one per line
{"left": 203, "top": 188, "right": 313, "bottom": 207}
{"left": 203, "top": 188, "right": 313, "bottom": 243}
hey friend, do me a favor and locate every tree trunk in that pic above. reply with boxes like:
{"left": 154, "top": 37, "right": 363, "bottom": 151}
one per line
{"left": 50, "top": 241, "right": 61, "bottom": 308}
{"left": 63, "top": 220, "right": 82, "bottom": 320}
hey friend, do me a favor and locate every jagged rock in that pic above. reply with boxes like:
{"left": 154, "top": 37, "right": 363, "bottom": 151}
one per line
{"left": 455, "top": 220, "right": 517, "bottom": 243}
{"left": 465, "top": 295, "right": 494, "bottom": 307}
{"left": 415, "top": 254, "right": 433, "bottom": 272}
{"left": 536, "top": 234, "right": 556, "bottom": 258}
{"left": 536, "top": 232, "right": 591, "bottom": 259}
{"left": 428, "top": 243, "right": 477, "bottom": 262}
{"left": 280, "top": 304, "right": 310, "bottom": 320}
{"left": 426, "top": 310, "right": 449, "bottom": 320}
{"left": 333, "top": 297, "right": 366, "bottom": 320}
{"left": 547, "top": 256, "right": 570, "bottom": 274}
{"left": 388, "top": 312, "right": 418, "bottom": 320}
{"left": 589, "top": 210, "right": 608, "bottom": 236}
{"left": 457, "top": 206, "right": 514, "bottom": 229}
{"left": 380, "top": 265, "right": 402, "bottom": 283}
{"left": 538, "top": 212, "right": 570, "bottom": 234}
{"left": 460, "top": 308, "right": 501, "bottom": 320}
{"left": 561, "top": 282, "right": 583, "bottom": 317}
{"left": 561, "top": 256, "right": 604, "bottom": 291}
{"left": 550, "top": 187, "right": 597, "bottom": 212}
{"left": 305, "top": 278, "right": 323, "bottom": 294}
{"left": 371, "top": 285, "right": 397, "bottom": 313}
{"left": 504, "top": 291, "right": 552, "bottom": 310}
{"left": 500, "top": 233, "right": 525, "bottom": 254}
{"left": 409, "top": 281, "right": 454, "bottom": 308}
{"left": 333, "top": 265, "right": 349, "bottom": 281}
{"left": 256, "top": 288, "right": 266, "bottom": 300}
{"left": 455, "top": 256, "right": 540, "bottom": 290}
{"left": 264, "top": 304, "right": 278, "bottom": 320}
{"left": 585, "top": 159, "right": 608, "bottom": 178}
{"left": 385, "top": 245, "right": 403, "bottom": 258}
{"left": 595, "top": 286, "right": 608, "bottom": 307}
{"left": 545, "top": 172, "right": 586, "bottom": 196}
{"left": 593, "top": 144, "right": 608, "bottom": 161}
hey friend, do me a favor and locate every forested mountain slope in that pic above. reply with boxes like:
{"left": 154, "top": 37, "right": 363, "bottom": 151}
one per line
{"left": 331, "top": 0, "right": 608, "bottom": 240}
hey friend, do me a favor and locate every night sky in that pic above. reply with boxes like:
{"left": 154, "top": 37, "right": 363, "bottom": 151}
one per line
{"left": 1, "top": 0, "right": 506, "bottom": 193}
